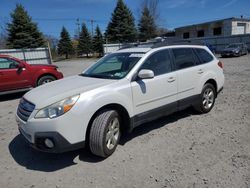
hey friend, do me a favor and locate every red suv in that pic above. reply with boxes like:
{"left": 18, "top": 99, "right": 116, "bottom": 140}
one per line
{"left": 0, "top": 55, "right": 63, "bottom": 95}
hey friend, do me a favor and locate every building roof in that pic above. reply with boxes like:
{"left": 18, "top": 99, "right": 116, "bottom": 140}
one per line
{"left": 175, "top": 17, "right": 250, "bottom": 30}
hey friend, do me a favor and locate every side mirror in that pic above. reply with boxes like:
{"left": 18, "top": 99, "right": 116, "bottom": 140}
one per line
{"left": 138, "top": 69, "right": 154, "bottom": 79}
{"left": 18, "top": 62, "right": 25, "bottom": 70}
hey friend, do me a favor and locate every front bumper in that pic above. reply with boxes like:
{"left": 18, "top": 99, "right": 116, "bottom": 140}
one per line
{"left": 221, "top": 51, "right": 239, "bottom": 57}
{"left": 16, "top": 105, "right": 89, "bottom": 153}
{"left": 19, "top": 128, "right": 85, "bottom": 153}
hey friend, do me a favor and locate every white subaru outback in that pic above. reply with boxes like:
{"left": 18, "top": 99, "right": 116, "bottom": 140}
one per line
{"left": 16, "top": 45, "right": 224, "bottom": 157}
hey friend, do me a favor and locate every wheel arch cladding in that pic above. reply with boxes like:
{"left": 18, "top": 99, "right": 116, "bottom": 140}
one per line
{"left": 36, "top": 74, "right": 56, "bottom": 85}
{"left": 205, "top": 79, "right": 217, "bottom": 96}
{"left": 85, "top": 103, "right": 131, "bottom": 145}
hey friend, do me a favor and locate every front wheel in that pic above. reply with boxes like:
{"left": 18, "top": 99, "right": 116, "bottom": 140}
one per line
{"left": 194, "top": 83, "right": 216, "bottom": 113}
{"left": 89, "top": 110, "right": 121, "bottom": 158}
{"left": 37, "top": 75, "right": 56, "bottom": 86}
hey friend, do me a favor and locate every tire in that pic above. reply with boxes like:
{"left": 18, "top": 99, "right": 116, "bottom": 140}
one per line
{"left": 37, "top": 75, "right": 56, "bottom": 86}
{"left": 194, "top": 83, "right": 216, "bottom": 113}
{"left": 89, "top": 110, "right": 121, "bottom": 158}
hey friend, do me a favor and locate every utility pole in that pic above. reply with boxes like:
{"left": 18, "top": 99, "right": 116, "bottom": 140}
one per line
{"left": 76, "top": 18, "right": 80, "bottom": 39}
{"left": 90, "top": 19, "right": 95, "bottom": 37}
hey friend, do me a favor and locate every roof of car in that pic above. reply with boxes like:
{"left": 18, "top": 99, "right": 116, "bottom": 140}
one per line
{"left": 115, "top": 47, "right": 151, "bottom": 53}
{"left": 115, "top": 44, "right": 207, "bottom": 54}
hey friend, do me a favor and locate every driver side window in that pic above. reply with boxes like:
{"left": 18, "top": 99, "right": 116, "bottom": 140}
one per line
{"left": 0, "top": 58, "right": 19, "bottom": 69}
{"left": 140, "top": 50, "right": 172, "bottom": 76}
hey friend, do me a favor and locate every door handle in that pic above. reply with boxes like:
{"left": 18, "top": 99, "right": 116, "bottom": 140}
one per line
{"left": 198, "top": 69, "right": 204, "bottom": 74}
{"left": 167, "top": 77, "right": 176, "bottom": 83}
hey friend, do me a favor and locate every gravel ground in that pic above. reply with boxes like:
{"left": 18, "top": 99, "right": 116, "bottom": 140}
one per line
{"left": 0, "top": 55, "right": 249, "bottom": 188}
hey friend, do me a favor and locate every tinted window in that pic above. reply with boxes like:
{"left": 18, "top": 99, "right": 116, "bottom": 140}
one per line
{"left": 140, "top": 50, "right": 172, "bottom": 76}
{"left": 0, "top": 58, "right": 19, "bottom": 69}
{"left": 195, "top": 48, "right": 214, "bottom": 64}
{"left": 172, "top": 48, "right": 196, "bottom": 70}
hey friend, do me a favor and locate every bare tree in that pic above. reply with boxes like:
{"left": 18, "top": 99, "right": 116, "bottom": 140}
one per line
{"left": 140, "top": 0, "right": 160, "bottom": 22}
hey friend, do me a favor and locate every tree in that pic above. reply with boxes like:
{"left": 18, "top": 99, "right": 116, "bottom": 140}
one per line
{"left": 140, "top": 0, "right": 159, "bottom": 23}
{"left": 57, "top": 27, "right": 74, "bottom": 59}
{"left": 7, "top": 4, "right": 44, "bottom": 49}
{"left": 93, "top": 25, "right": 104, "bottom": 56}
{"left": 138, "top": 7, "right": 157, "bottom": 41}
{"left": 106, "top": 0, "right": 137, "bottom": 43}
{"left": 77, "top": 23, "right": 92, "bottom": 57}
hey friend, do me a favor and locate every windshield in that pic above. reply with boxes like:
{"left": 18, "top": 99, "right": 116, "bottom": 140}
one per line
{"left": 81, "top": 52, "right": 144, "bottom": 79}
{"left": 227, "top": 44, "right": 241, "bottom": 48}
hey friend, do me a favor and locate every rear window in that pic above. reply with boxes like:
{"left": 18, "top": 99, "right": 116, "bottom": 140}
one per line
{"left": 172, "top": 48, "right": 196, "bottom": 70}
{"left": 195, "top": 48, "right": 214, "bottom": 64}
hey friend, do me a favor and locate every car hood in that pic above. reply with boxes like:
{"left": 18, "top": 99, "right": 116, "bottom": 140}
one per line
{"left": 24, "top": 75, "right": 117, "bottom": 109}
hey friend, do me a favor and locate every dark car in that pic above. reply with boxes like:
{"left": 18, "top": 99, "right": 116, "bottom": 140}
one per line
{"left": 221, "top": 43, "right": 248, "bottom": 57}
{"left": 0, "top": 55, "right": 63, "bottom": 95}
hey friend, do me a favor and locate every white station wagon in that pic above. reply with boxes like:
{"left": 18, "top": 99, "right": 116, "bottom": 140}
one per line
{"left": 16, "top": 45, "right": 224, "bottom": 157}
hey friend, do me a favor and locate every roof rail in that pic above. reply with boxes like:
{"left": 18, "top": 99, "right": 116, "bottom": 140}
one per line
{"left": 117, "top": 40, "right": 206, "bottom": 51}
{"left": 152, "top": 40, "right": 204, "bottom": 48}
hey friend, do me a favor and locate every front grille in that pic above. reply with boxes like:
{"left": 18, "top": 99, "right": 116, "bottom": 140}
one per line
{"left": 17, "top": 98, "right": 35, "bottom": 122}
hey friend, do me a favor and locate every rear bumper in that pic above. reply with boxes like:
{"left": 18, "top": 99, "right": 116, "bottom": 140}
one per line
{"left": 19, "top": 129, "right": 85, "bottom": 153}
{"left": 217, "top": 87, "right": 223, "bottom": 97}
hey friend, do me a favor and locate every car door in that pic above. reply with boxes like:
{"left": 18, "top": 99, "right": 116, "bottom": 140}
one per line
{"left": 131, "top": 49, "right": 178, "bottom": 126}
{"left": 0, "top": 57, "right": 31, "bottom": 92}
{"left": 171, "top": 48, "right": 202, "bottom": 108}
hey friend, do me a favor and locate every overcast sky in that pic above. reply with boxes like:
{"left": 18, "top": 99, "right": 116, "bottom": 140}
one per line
{"left": 1, "top": 0, "right": 250, "bottom": 38}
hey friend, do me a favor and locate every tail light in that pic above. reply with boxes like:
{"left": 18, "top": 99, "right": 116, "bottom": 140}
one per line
{"left": 218, "top": 61, "right": 223, "bottom": 69}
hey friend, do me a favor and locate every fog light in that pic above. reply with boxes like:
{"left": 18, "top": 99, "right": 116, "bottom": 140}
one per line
{"left": 44, "top": 138, "right": 54, "bottom": 148}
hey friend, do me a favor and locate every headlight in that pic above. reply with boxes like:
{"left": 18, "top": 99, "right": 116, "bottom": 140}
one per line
{"left": 233, "top": 48, "right": 239, "bottom": 53}
{"left": 35, "top": 95, "right": 80, "bottom": 119}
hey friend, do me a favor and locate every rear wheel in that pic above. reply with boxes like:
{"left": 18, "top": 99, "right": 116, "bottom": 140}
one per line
{"left": 37, "top": 75, "right": 56, "bottom": 86}
{"left": 194, "top": 83, "right": 216, "bottom": 113}
{"left": 89, "top": 110, "right": 121, "bottom": 157}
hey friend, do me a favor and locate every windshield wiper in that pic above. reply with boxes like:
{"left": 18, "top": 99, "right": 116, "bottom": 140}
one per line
{"left": 80, "top": 73, "right": 116, "bottom": 79}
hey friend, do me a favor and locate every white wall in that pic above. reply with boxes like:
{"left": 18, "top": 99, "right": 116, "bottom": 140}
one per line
{"left": 0, "top": 48, "right": 51, "bottom": 64}
{"left": 232, "top": 21, "right": 250, "bottom": 35}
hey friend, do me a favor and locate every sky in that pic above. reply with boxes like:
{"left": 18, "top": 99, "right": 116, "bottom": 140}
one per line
{"left": 0, "top": 0, "right": 250, "bottom": 38}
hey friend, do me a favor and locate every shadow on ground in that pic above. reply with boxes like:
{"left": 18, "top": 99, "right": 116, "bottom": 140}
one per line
{"left": 120, "top": 108, "right": 196, "bottom": 145}
{"left": 9, "top": 108, "right": 196, "bottom": 172}
{"left": 0, "top": 92, "right": 26, "bottom": 102}
{"left": 9, "top": 135, "right": 104, "bottom": 172}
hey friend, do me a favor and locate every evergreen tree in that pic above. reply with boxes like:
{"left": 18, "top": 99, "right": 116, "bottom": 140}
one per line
{"left": 78, "top": 23, "right": 92, "bottom": 57}
{"left": 57, "top": 27, "right": 74, "bottom": 59}
{"left": 7, "top": 4, "right": 44, "bottom": 49}
{"left": 106, "top": 0, "right": 137, "bottom": 43}
{"left": 138, "top": 7, "right": 157, "bottom": 42}
{"left": 93, "top": 25, "right": 104, "bottom": 56}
